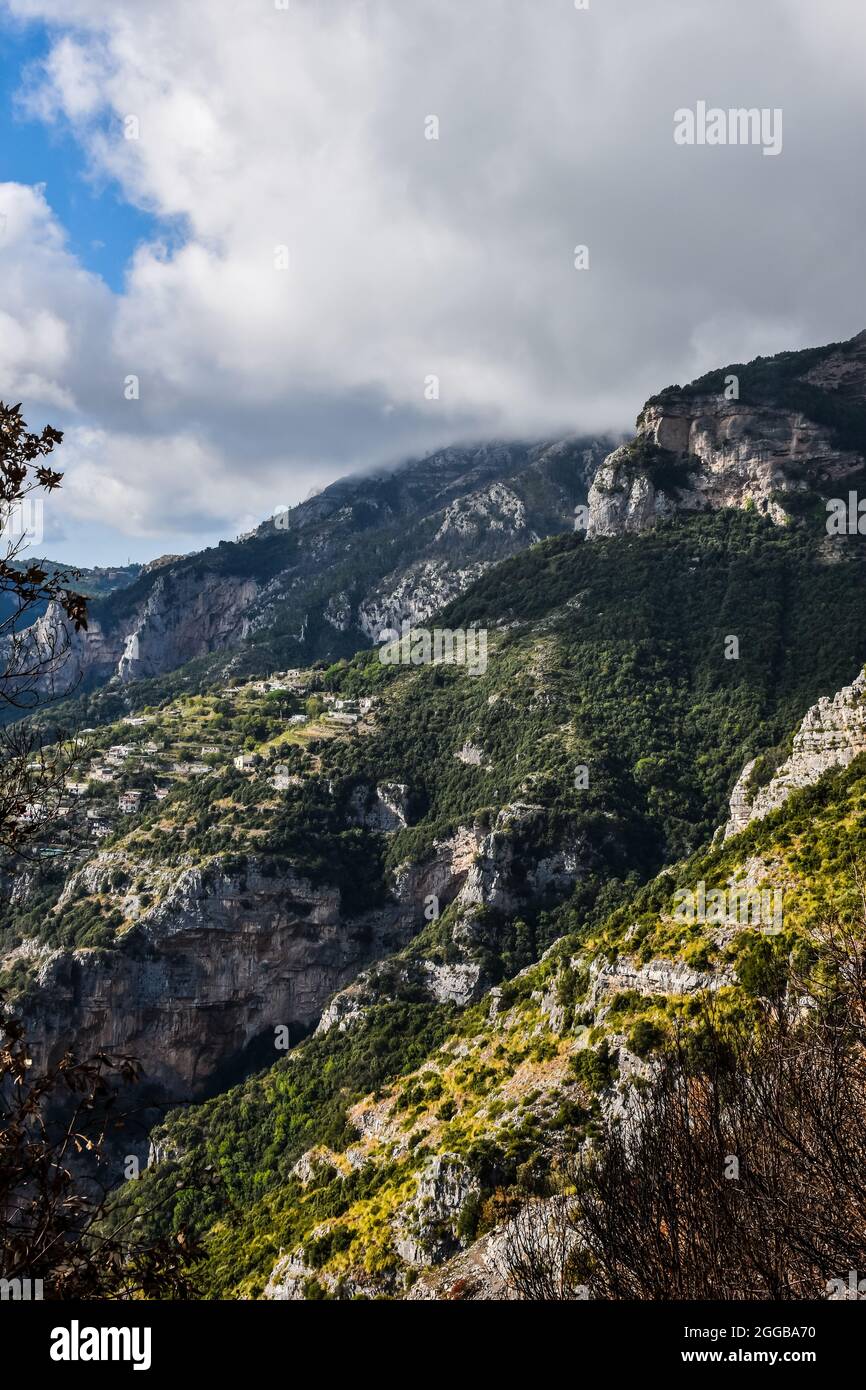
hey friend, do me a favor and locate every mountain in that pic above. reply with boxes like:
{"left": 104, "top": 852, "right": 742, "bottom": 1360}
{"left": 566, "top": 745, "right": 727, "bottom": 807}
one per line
{"left": 7, "top": 516, "right": 866, "bottom": 1193}
{"left": 25, "top": 436, "right": 610, "bottom": 711}
{"left": 260, "top": 744, "right": 866, "bottom": 1301}
{"left": 28, "top": 328, "right": 866, "bottom": 724}
{"left": 6, "top": 329, "right": 866, "bottom": 1299}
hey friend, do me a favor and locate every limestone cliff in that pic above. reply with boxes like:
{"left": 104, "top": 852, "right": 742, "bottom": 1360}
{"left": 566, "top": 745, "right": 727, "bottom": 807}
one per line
{"left": 588, "top": 330, "right": 866, "bottom": 538}
{"left": 19, "top": 858, "right": 403, "bottom": 1099}
{"left": 23, "top": 566, "right": 261, "bottom": 696}
{"left": 316, "top": 805, "right": 587, "bottom": 1034}
{"left": 725, "top": 667, "right": 866, "bottom": 838}
{"left": 12, "top": 800, "right": 587, "bottom": 1117}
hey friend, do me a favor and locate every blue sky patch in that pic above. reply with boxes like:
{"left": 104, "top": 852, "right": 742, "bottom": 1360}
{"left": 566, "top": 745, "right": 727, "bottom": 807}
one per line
{"left": 0, "top": 15, "right": 164, "bottom": 292}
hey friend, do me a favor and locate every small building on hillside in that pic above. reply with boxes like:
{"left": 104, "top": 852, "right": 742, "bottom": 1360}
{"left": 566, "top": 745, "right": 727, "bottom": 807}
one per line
{"left": 106, "top": 745, "right": 133, "bottom": 764}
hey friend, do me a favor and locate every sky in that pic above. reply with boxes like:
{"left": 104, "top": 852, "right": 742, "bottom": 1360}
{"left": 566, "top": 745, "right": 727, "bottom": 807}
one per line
{"left": 0, "top": 0, "right": 865, "bottom": 566}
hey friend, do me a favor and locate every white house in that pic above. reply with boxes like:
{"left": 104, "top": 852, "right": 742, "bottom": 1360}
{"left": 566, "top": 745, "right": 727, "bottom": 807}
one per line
{"left": 106, "top": 745, "right": 133, "bottom": 764}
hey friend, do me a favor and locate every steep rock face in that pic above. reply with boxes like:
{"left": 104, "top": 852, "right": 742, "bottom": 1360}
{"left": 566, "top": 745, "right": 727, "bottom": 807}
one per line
{"left": 316, "top": 807, "right": 588, "bottom": 1036}
{"left": 19, "top": 858, "right": 408, "bottom": 1100}
{"left": 26, "top": 569, "right": 260, "bottom": 694}
{"left": 456, "top": 803, "right": 583, "bottom": 914}
{"left": 347, "top": 783, "right": 411, "bottom": 832}
{"left": 393, "top": 1155, "right": 477, "bottom": 1266}
{"left": 357, "top": 558, "right": 490, "bottom": 641}
{"left": 357, "top": 477, "right": 542, "bottom": 638}
{"left": 588, "top": 399, "right": 859, "bottom": 538}
{"left": 116, "top": 571, "right": 259, "bottom": 682}
{"left": 24, "top": 602, "right": 123, "bottom": 697}
{"left": 392, "top": 803, "right": 584, "bottom": 923}
{"left": 433, "top": 481, "right": 530, "bottom": 542}
{"left": 725, "top": 667, "right": 866, "bottom": 838}
{"left": 588, "top": 332, "right": 866, "bottom": 538}
{"left": 15, "top": 794, "right": 587, "bottom": 1102}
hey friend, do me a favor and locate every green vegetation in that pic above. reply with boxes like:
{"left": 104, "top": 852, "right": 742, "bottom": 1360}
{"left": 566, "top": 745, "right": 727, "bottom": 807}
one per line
{"left": 101, "top": 688, "right": 866, "bottom": 1297}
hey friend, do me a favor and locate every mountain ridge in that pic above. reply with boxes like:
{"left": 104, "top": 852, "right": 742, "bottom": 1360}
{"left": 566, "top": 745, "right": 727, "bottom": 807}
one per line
{"left": 23, "top": 435, "right": 609, "bottom": 708}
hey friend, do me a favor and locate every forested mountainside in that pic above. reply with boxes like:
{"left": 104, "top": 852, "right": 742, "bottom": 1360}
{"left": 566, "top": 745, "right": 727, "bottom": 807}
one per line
{"left": 21, "top": 328, "right": 866, "bottom": 734}
{"left": 6, "top": 501, "right": 866, "bottom": 1283}
{"left": 5, "top": 330, "right": 866, "bottom": 1301}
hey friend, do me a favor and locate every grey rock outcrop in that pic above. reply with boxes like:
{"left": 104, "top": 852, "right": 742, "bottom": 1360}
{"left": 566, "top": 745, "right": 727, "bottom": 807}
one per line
{"left": 316, "top": 810, "right": 588, "bottom": 1036}
{"left": 393, "top": 1155, "right": 477, "bottom": 1266}
{"left": 725, "top": 667, "right": 866, "bottom": 838}
{"left": 407, "top": 1197, "right": 578, "bottom": 1300}
{"left": 588, "top": 332, "right": 866, "bottom": 539}
{"left": 23, "top": 567, "right": 260, "bottom": 696}
{"left": 421, "top": 960, "right": 484, "bottom": 1007}
{"left": 16, "top": 857, "right": 414, "bottom": 1101}
{"left": 589, "top": 954, "right": 733, "bottom": 1009}
{"left": 347, "top": 782, "right": 411, "bottom": 832}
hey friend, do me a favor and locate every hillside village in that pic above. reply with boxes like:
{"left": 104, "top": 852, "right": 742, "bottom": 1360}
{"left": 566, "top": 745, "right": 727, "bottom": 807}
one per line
{"left": 14, "top": 668, "right": 379, "bottom": 862}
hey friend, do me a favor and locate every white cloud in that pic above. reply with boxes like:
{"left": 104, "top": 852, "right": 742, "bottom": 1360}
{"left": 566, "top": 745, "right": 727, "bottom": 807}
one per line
{"left": 0, "top": 182, "right": 104, "bottom": 407}
{"left": 1, "top": 0, "right": 866, "bottom": 558}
